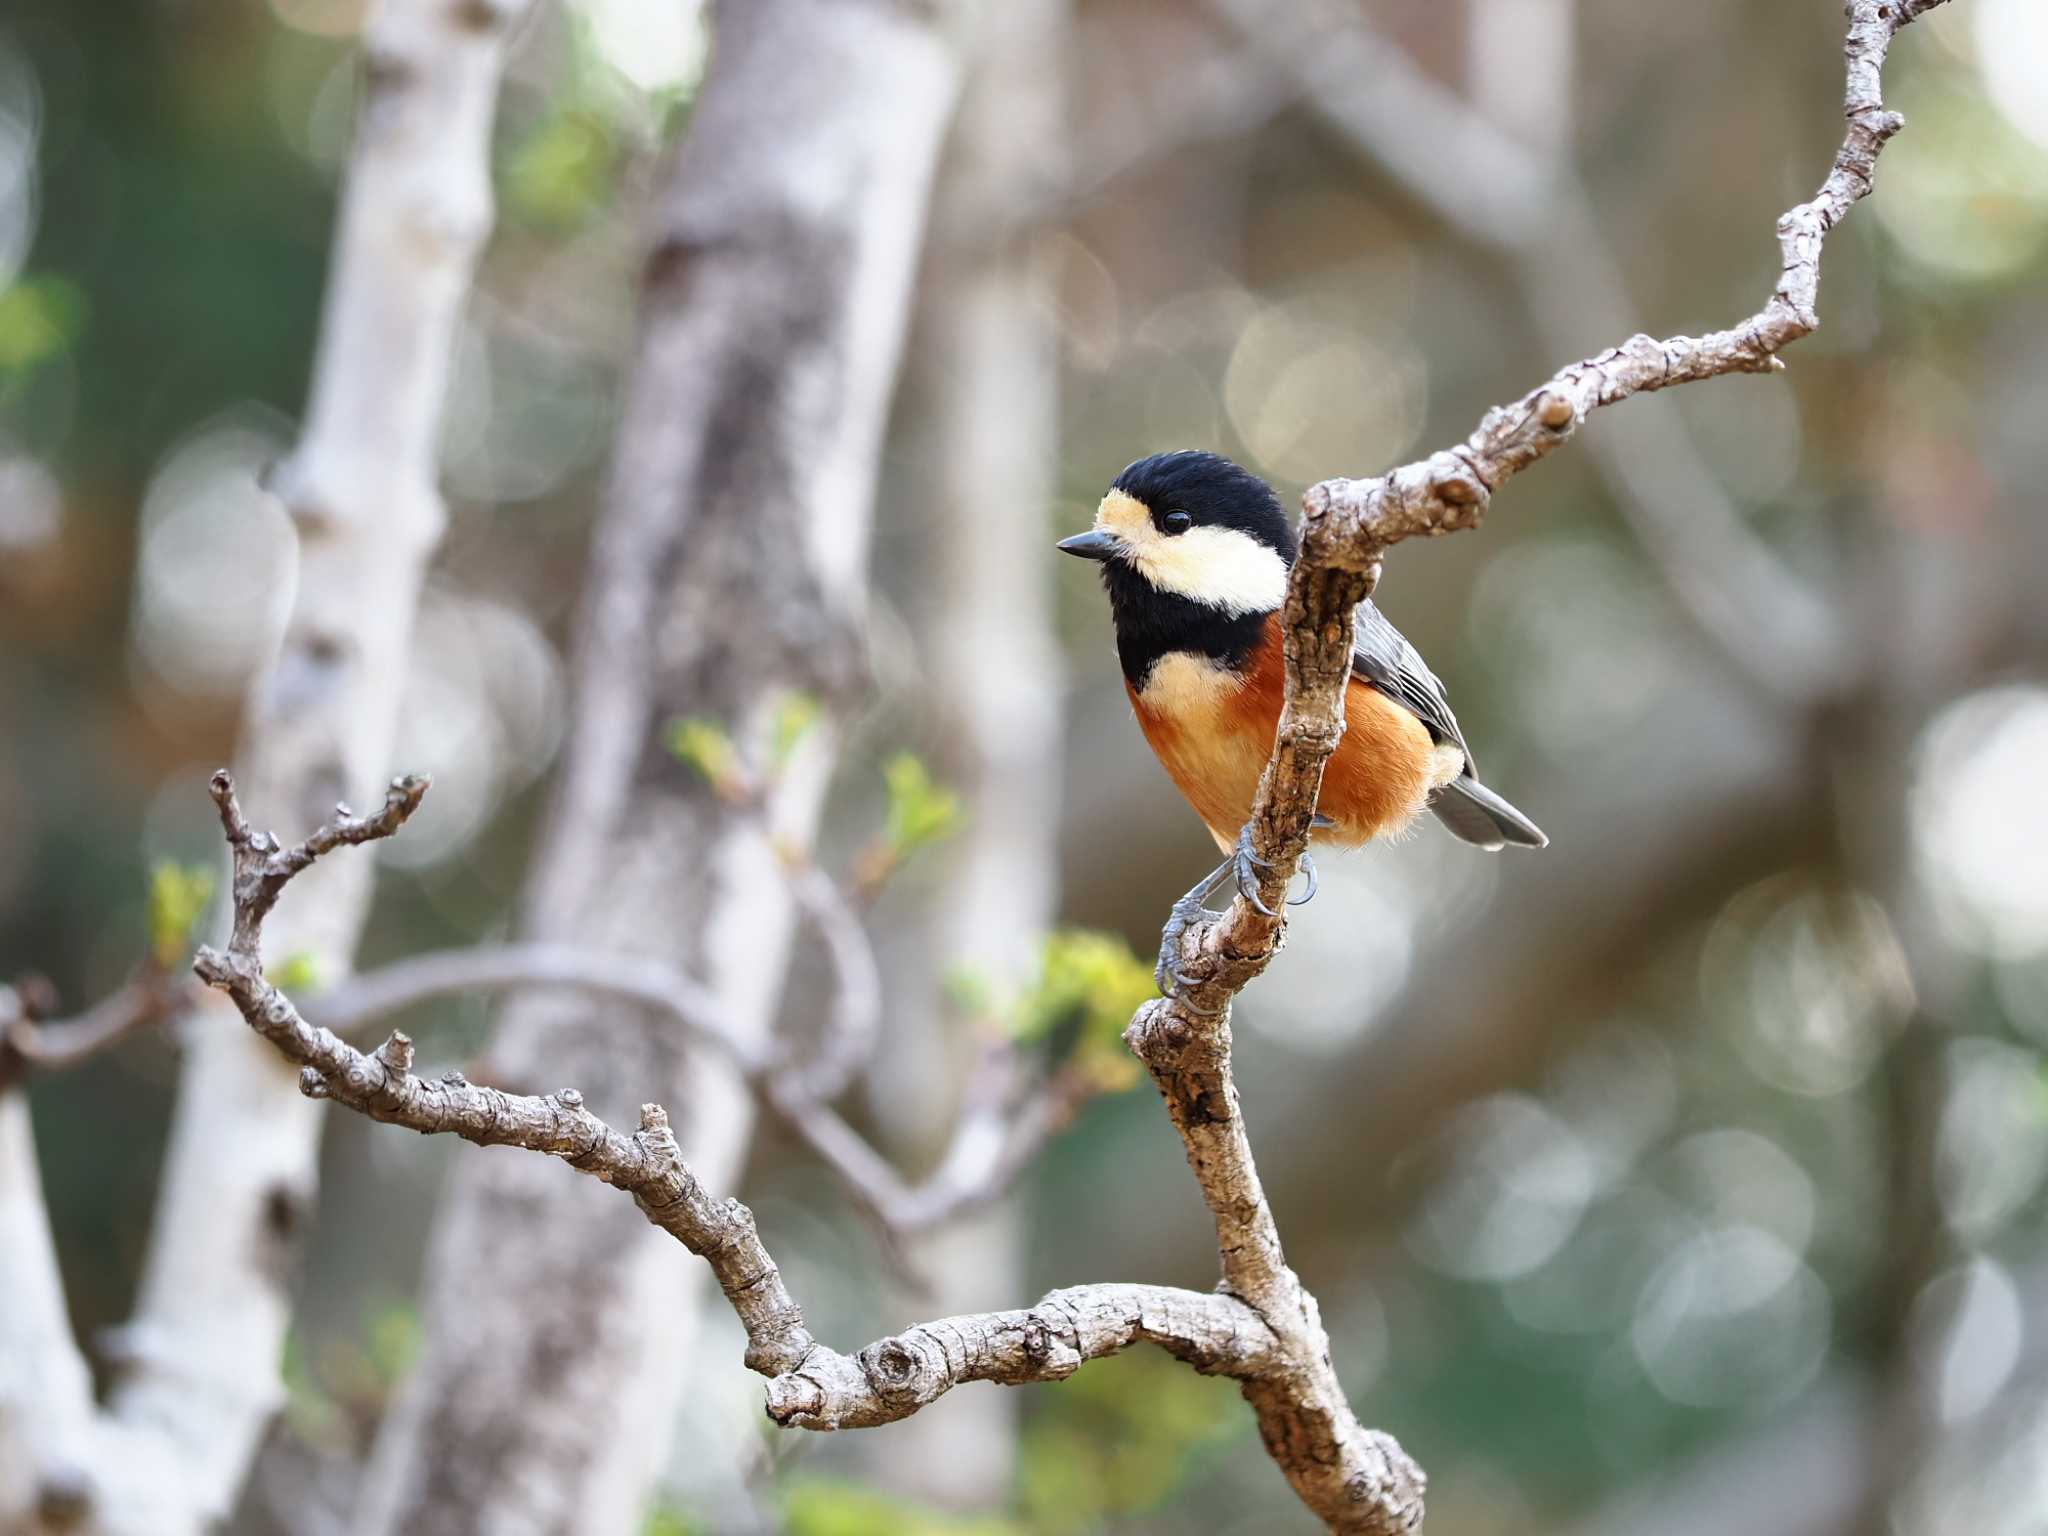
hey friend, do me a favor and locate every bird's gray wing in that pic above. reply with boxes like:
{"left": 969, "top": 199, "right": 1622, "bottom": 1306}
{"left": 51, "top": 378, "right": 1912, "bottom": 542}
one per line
{"left": 1348, "top": 599, "right": 1474, "bottom": 775}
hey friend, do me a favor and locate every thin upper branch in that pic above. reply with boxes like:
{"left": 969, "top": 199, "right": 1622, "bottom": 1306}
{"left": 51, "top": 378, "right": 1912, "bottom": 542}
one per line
{"left": 1204, "top": 0, "right": 1852, "bottom": 705}
{"left": 1300, "top": 0, "right": 1926, "bottom": 560}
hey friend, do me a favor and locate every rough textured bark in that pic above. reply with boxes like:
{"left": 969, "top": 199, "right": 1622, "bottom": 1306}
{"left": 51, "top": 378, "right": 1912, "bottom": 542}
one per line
{"left": 350, "top": 5, "right": 964, "bottom": 1533}
{"left": 0, "top": 3, "right": 521, "bottom": 1531}
{"left": 868, "top": 0, "right": 1069, "bottom": 1504}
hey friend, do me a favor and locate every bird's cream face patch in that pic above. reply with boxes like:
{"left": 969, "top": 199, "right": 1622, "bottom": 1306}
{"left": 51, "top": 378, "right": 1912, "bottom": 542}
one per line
{"left": 1094, "top": 489, "right": 1288, "bottom": 615}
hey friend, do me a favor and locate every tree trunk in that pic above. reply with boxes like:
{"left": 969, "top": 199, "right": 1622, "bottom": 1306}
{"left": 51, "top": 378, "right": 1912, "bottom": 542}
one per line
{"left": 350, "top": 5, "right": 963, "bottom": 1532}
{"left": 867, "top": 0, "right": 1069, "bottom": 1507}
{"left": 0, "top": 3, "right": 522, "bottom": 1530}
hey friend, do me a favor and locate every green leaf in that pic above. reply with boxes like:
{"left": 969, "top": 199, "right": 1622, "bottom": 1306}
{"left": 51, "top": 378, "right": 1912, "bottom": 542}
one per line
{"left": 770, "top": 691, "right": 824, "bottom": 769}
{"left": 664, "top": 716, "right": 746, "bottom": 797}
{"left": 147, "top": 862, "right": 215, "bottom": 969}
{"left": 502, "top": 109, "right": 617, "bottom": 229}
{"left": 1011, "top": 929, "right": 1158, "bottom": 1093}
{"left": 944, "top": 964, "right": 995, "bottom": 1021}
{"left": 364, "top": 1302, "right": 419, "bottom": 1387}
{"left": 0, "top": 276, "right": 88, "bottom": 375}
{"left": 638, "top": 1501, "right": 704, "bottom": 1536}
{"left": 882, "top": 753, "right": 960, "bottom": 860}
{"left": 268, "top": 951, "right": 323, "bottom": 993}
{"left": 1019, "top": 1350, "right": 1246, "bottom": 1530}
{"left": 782, "top": 1478, "right": 1024, "bottom": 1536}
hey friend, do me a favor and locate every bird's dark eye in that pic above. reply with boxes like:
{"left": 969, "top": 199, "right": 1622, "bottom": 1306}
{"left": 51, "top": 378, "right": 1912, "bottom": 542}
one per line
{"left": 1161, "top": 510, "right": 1193, "bottom": 535}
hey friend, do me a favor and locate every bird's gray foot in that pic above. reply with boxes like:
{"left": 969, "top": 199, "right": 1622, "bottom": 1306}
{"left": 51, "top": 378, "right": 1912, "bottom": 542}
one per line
{"left": 1229, "top": 824, "right": 1322, "bottom": 912}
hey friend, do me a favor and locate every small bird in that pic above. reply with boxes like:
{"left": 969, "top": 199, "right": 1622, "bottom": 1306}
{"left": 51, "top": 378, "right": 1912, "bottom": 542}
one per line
{"left": 1059, "top": 450, "right": 1545, "bottom": 993}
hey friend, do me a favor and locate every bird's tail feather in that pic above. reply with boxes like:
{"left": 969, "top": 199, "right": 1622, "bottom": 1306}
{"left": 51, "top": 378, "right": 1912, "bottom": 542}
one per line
{"left": 1430, "top": 776, "right": 1547, "bottom": 851}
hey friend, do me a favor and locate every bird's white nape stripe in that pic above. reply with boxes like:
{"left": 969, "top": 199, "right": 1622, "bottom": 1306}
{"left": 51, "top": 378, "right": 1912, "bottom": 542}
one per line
{"left": 1094, "top": 489, "right": 1288, "bottom": 616}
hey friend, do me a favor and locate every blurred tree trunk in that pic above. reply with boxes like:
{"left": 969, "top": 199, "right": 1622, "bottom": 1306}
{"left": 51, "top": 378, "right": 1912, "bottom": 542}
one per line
{"left": 0, "top": 4, "right": 522, "bottom": 1531}
{"left": 350, "top": 5, "right": 963, "bottom": 1533}
{"left": 866, "top": 0, "right": 1069, "bottom": 1506}
{"left": 1466, "top": 0, "right": 1574, "bottom": 150}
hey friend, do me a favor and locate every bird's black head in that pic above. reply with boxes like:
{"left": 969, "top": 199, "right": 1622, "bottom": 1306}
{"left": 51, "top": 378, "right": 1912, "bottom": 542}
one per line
{"left": 1057, "top": 450, "right": 1296, "bottom": 599}
{"left": 1057, "top": 451, "right": 1297, "bottom": 686}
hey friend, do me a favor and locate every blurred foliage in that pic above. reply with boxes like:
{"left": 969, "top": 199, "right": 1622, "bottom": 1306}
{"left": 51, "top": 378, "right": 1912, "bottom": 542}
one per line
{"left": 881, "top": 752, "right": 961, "bottom": 862}
{"left": 503, "top": 107, "right": 618, "bottom": 230}
{"left": 637, "top": 1503, "right": 705, "bottom": 1536}
{"left": 144, "top": 860, "right": 213, "bottom": 969}
{"left": 1008, "top": 929, "right": 1156, "bottom": 1093}
{"left": 266, "top": 950, "right": 323, "bottom": 993}
{"left": 0, "top": 275, "right": 87, "bottom": 376}
{"left": 782, "top": 1479, "right": 1026, "bottom": 1536}
{"left": 665, "top": 715, "right": 748, "bottom": 801}
{"left": 852, "top": 752, "right": 963, "bottom": 892}
{"left": 281, "top": 1300, "right": 419, "bottom": 1457}
{"left": 771, "top": 690, "right": 824, "bottom": 771}
{"left": 1017, "top": 1349, "right": 1246, "bottom": 1532}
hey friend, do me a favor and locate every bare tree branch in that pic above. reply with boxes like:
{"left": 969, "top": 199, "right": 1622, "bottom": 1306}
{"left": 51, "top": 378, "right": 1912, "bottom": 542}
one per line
{"left": 176, "top": 5, "right": 1943, "bottom": 1532}
{"left": 776, "top": 862, "right": 885, "bottom": 1102}
{"left": 0, "top": 976, "right": 189, "bottom": 1090}
{"left": 1288, "top": 0, "right": 1929, "bottom": 563}
{"left": 1205, "top": 0, "right": 1855, "bottom": 706}
{"left": 307, "top": 942, "right": 758, "bottom": 1064}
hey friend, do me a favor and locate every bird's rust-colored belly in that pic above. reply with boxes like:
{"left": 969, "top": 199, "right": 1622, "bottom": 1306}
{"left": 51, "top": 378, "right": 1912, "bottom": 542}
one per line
{"left": 1127, "top": 623, "right": 1453, "bottom": 851}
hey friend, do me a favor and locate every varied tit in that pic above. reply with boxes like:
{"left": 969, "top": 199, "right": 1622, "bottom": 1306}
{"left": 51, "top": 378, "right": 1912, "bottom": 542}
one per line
{"left": 1059, "top": 450, "right": 1545, "bottom": 994}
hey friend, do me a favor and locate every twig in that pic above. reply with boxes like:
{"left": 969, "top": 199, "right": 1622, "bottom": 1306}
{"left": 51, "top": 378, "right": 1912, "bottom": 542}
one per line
{"left": 1204, "top": 0, "right": 1853, "bottom": 705}
{"left": 1291, "top": 0, "right": 1928, "bottom": 569}
{"left": 0, "top": 975, "right": 190, "bottom": 1090}
{"left": 308, "top": 942, "right": 768, "bottom": 1072}
{"left": 952, "top": 39, "right": 1301, "bottom": 249}
{"left": 775, "top": 861, "right": 884, "bottom": 1102}
{"left": 307, "top": 932, "right": 1087, "bottom": 1239}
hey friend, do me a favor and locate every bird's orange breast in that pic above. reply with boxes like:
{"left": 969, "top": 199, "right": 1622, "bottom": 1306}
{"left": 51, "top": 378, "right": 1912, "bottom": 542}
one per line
{"left": 1126, "top": 618, "right": 1456, "bottom": 852}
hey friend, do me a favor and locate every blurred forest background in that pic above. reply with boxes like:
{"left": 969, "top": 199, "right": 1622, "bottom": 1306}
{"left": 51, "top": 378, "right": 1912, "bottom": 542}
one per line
{"left": 4, "top": 0, "right": 2048, "bottom": 1532}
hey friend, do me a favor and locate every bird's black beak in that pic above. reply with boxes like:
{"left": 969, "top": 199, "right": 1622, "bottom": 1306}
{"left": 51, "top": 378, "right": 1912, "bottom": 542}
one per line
{"left": 1057, "top": 529, "right": 1120, "bottom": 562}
